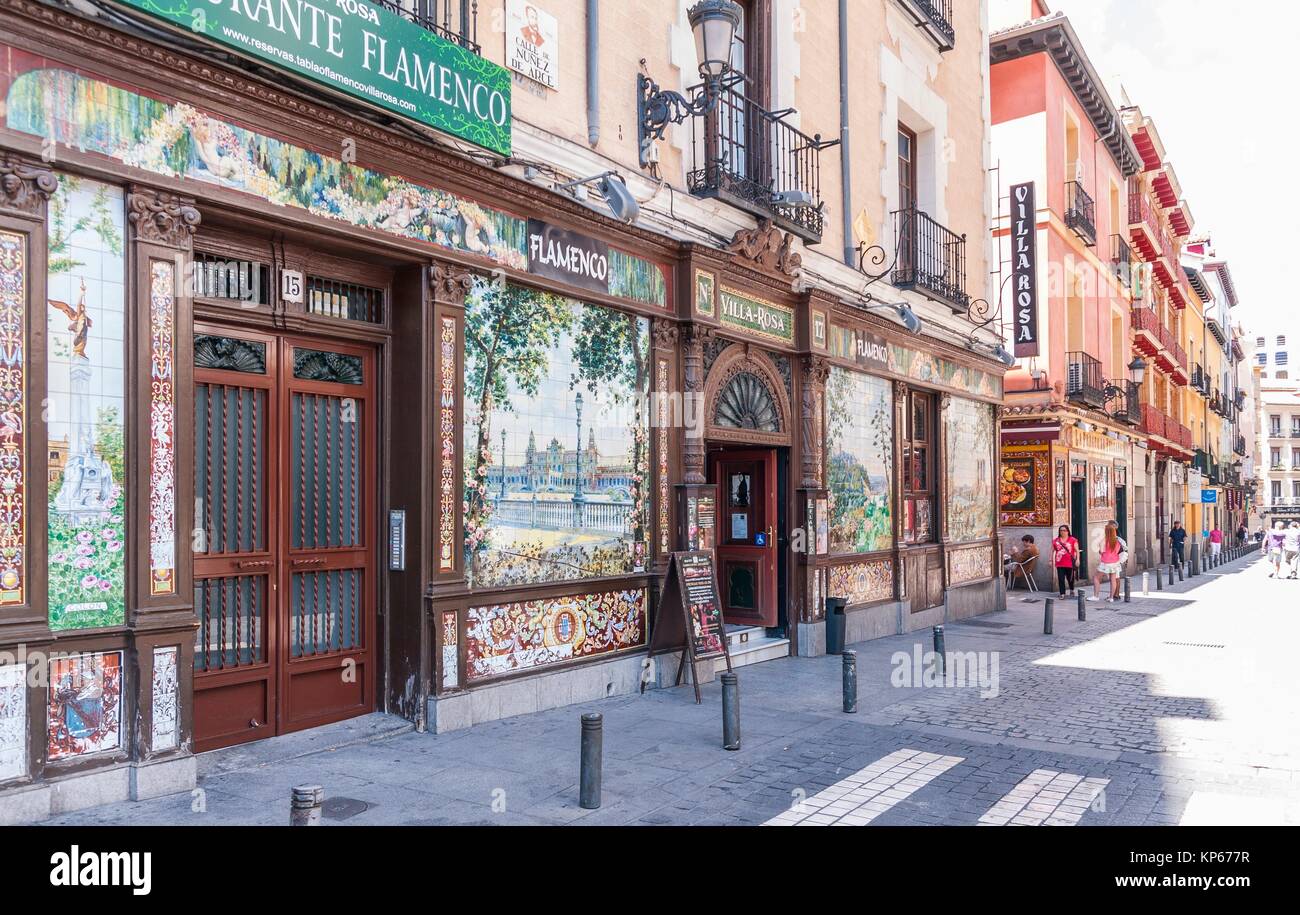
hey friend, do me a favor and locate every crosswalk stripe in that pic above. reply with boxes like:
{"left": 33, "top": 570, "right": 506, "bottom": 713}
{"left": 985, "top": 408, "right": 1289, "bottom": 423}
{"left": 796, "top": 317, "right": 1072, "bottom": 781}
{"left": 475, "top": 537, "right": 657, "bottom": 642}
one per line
{"left": 978, "top": 769, "right": 1108, "bottom": 826}
{"left": 764, "top": 748, "right": 964, "bottom": 826}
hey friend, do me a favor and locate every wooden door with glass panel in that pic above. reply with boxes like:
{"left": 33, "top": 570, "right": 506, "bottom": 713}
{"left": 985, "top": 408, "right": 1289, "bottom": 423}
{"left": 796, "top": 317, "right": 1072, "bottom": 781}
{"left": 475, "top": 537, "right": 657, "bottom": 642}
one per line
{"left": 192, "top": 327, "right": 376, "bottom": 751}
{"left": 711, "top": 449, "right": 778, "bottom": 627}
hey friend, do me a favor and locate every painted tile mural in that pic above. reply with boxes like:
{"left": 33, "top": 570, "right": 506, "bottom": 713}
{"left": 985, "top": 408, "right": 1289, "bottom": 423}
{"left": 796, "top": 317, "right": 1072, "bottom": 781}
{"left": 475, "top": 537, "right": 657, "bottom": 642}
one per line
{"left": 826, "top": 368, "right": 893, "bottom": 553}
{"left": 948, "top": 545, "right": 992, "bottom": 586}
{"left": 944, "top": 396, "right": 994, "bottom": 544}
{"left": 47, "top": 651, "right": 122, "bottom": 760}
{"left": 1000, "top": 449, "right": 1051, "bottom": 527}
{"left": 827, "top": 559, "right": 893, "bottom": 607}
{"left": 465, "top": 588, "right": 647, "bottom": 681}
{"left": 4, "top": 60, "right": 666, "bottom": 308}
{"left": 148, "top": 260, "right": 176, "bottom": 595}
{"left": 0, "top": 663, "right": 25, "bottom": 780}
{"left": 46, "top": 175, "right": 126, "bottom": 630}
{"left": 463, "top": 279, "right": 649, "bottom": 588}
{"left": 0, "top": 231, "right": 26, "bottom": 605}
{"left": 151, "top": 646, "right": 178, "bottom": 752}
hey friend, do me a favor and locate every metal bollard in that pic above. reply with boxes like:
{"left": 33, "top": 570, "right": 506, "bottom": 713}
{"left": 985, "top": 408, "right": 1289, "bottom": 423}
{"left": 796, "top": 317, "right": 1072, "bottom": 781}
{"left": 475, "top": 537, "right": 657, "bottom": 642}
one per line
{"left": 1155, "top": 566, "right": 1163, "bottom": 591}
{"left": 1177, "top": 562, "right": 1184, "bottom": 582}
{"left": 1124, "top": 577, "right": 1131, "bottom": 602}
{"left": 579, "top": 712, "right": 603, "bottom": 809}
{"left": 1190, "top": 542, "right": 1199, "bottom": 577}
{"left": 842, "top": 650, "right": 858, "bottom": 714}
{"left": 932, "top": 625, "right": 946, "bottom": 677}
{"left": 290, "top": 785, "right": 323, "bottom": 826}
{"left": 1142, "top": 571, "right": 1149, "bottom": 596}
{"left": 1043, "top": 598, "right": 1053, "bottom": 635}
{"left": 1077, "top": 590, "right": 1086, "bottom": 621}
{"left": 721, "top": 672, "right": 741, "bottom": 751}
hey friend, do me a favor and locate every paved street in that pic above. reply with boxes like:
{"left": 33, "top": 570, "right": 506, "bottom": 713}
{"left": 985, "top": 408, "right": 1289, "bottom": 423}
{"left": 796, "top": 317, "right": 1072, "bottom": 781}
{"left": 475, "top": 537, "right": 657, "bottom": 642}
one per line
{"left": 45, "top": 551, "right": 1300, "bottom": 826}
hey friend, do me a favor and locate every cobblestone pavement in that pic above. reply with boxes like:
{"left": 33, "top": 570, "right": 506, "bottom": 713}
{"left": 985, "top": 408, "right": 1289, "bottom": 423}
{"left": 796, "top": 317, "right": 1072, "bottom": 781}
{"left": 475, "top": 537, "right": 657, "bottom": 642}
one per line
{"left": 44, "top": 551, "right": 1300, "bottom": 826}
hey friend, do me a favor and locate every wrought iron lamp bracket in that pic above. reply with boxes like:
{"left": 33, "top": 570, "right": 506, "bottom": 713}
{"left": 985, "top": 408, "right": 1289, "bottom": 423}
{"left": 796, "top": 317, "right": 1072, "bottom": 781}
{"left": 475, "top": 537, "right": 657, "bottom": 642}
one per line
{"left": 638, "top": 73, "right": 718, "bottom": 167}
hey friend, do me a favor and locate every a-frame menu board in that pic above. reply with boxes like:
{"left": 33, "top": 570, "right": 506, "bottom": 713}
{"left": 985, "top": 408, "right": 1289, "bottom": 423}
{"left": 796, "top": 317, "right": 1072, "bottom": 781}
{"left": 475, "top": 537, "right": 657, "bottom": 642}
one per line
{"left": 643, "top": 550, "right": 733, "bottom": 703}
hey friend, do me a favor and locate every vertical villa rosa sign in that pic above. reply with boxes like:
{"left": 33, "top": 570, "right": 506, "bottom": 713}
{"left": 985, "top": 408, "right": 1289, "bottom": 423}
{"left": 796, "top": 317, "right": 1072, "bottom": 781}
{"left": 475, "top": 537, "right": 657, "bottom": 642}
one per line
{"left": 1010, "top": 181, "right": 1039, "bottom": 358}
{"left": 114, "top": 0, "right": 512, "bottom": 155}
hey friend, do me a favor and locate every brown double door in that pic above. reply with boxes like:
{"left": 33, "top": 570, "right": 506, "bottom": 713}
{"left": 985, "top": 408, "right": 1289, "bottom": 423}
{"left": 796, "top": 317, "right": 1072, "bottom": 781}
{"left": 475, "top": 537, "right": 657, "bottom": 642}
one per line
{"left": 711, "top": 448, "right": 778, "bottom": 627}
{"left": 192, "top": 325, "right": 376, "bottom": 752}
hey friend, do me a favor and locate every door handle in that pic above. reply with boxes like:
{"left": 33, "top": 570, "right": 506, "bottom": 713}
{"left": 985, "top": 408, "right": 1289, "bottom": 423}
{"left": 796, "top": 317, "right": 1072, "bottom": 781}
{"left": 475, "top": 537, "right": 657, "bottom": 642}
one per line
{"left": 236, "top": 560, "right": 273, "bottom": 569}
{"left": 291, "top": 557, "right": 326, "bottom": 567}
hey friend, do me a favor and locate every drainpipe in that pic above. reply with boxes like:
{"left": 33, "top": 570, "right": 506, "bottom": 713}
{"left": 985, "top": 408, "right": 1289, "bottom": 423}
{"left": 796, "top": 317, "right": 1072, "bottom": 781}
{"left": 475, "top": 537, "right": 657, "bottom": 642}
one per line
{"left": 587, "top": 0, "right": 600, "bottom": 147}
{"left": 838, "top": 0, "right": 854, "bottom": 265}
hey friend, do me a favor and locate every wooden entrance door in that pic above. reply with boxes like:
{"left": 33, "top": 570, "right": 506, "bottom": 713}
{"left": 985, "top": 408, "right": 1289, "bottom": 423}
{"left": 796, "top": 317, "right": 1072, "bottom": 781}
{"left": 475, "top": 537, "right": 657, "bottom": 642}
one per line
{"left": 193, "top": 326, "right": 376, "bottom": 752}
{"left": 710, "top": 449, "right": 778, "bottom": 627}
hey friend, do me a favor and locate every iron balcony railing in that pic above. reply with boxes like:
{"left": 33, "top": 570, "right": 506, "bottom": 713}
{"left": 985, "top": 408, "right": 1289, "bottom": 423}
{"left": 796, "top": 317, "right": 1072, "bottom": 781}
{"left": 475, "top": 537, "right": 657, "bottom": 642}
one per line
{"left": 1111, "top": 234, "right": 1132, "bottom": 285}
{"left": 1065, "top": 181, "right": 1096, "bottom": 246}
{"left": 374, "top": 0, "right": 480, "bottom": 52}
{"left": 892, "top": 207, "right": 969, "bottom": 311}
{"left": 895, "top": 0, "right": 956, "bottom": 51}
{"left": 1108, "top": 379, "right": 1141, "bottom": 426}
{"left": 1066, "top": 351, "right": 1105, "bottom": 409}
{"left": 688, "top": 80, "right": 827, "bottom": 242}
{"left": 1235, "top": 436, "right": 1247, "bottom": 456}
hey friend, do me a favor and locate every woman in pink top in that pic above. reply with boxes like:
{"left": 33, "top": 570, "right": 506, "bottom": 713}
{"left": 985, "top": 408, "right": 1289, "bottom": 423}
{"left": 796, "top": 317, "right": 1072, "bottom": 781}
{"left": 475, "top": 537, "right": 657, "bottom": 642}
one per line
{"left": 1209, "top": 526, "right": 1223, "bottom": 559}
{"left": 1089, "top": 521, "right": 1127, "bottom": 602}
{"left": 1051, "top": 525, "right": 1080, "bottom": 597}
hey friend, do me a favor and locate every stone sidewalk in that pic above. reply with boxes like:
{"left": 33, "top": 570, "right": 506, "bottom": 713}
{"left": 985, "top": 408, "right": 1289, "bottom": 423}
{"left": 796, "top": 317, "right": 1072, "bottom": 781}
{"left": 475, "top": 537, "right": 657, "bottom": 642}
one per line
{"left": 40, "top": 548, "right": 1300, "bottom": 826}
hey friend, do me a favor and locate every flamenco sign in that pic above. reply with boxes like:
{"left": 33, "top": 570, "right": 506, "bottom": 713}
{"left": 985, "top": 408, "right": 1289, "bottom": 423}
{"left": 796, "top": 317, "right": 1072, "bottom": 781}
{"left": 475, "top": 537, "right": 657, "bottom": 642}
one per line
{"left": 114, "top": 0, "right": 512, "bottom": 155}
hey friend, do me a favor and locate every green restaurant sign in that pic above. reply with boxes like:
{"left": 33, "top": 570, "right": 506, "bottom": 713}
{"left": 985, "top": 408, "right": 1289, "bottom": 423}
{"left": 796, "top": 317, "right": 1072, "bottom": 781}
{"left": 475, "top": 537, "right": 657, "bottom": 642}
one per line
{"left": 719, "top": 287, "right": 794, "bottom": 344}
{"left": 117, "top": 0, "right": 512, "bottom": 155}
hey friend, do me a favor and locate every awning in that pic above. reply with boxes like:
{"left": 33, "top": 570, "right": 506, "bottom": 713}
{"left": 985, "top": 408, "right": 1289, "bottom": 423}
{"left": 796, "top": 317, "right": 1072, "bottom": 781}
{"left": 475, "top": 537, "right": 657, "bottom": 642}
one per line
{"left": 1000, "top": 421, "right": 1061, "bottom": 443}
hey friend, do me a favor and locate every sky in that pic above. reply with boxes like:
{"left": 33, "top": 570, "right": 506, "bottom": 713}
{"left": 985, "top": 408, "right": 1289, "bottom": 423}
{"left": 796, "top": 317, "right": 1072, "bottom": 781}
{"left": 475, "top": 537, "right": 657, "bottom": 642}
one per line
{"left": 1053, "top": 0, "right": 1300, "bottom": 345}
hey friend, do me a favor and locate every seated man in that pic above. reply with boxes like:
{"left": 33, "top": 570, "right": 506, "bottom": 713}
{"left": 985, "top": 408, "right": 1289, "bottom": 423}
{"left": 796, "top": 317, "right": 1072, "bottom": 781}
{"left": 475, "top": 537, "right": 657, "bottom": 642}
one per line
{"left": 1003, "top": 535, "right": 1040, "bottom": 588}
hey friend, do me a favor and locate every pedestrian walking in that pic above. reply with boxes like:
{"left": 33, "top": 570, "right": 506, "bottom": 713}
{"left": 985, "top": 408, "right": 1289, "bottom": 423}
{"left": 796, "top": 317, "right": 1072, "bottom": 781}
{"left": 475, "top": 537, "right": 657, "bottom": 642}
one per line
{"left": 1236, "top": 523, "right": 1248, "bottom": 546}
{"left": 1209, "top": 525, "right": 1223, "bottom": 560}
{"left": 1266, "top": 521, "right": 1287, "bottom": 577}
{"left": 1090, "top": 521, "right": 1127, "bottom": 603}
{"left": 1169, "top": 521, "right": 1187, "bottom": 567}
{"left": 1051, "top": 524, "right": 1080, "bottom": 597}
{"left": 1285, "top": 522, "right": 1300, "bottom": 580}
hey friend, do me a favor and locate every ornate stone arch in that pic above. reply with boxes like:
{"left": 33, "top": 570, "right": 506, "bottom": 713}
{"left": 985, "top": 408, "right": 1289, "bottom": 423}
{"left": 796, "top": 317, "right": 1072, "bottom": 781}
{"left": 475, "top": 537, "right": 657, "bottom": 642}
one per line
{"left": 703, "top": 345, "right": 792, "bottom": 446}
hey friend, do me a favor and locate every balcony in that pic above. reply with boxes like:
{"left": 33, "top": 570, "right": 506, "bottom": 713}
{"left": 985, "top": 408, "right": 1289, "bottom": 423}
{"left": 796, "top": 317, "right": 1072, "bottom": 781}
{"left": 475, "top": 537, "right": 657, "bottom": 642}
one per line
{"left": 891, "top": 207, "right": 969, "bottom": 311}
{"left": 894, "top": 0, "right": 956, "bottom": 52}
{"left": 687, "top": 81, "right": 828, "bottom": 242}
{"left": 1111, "top": 234, "right": 1132, "bottom": 286}
{"left": 1064, "top": 181, "right": 1096, "bottom": 246}
{"left": 1107, "top": 379, "right": 1141, "bottom": 426}
{"left": 1190, "top": 363, "right": 1209, "bottom": 395}
{"left": 1142, "top": 404, "right": 1192, "bottom": 455}
{"left": 1127, "top": 179, "right": 1159, "bottom": 261}
{"left": 1065, "top": 351, "right": 1105, "bottom": 409}
{"left": 1235, "top": 435, "right": 1247, "bottom": 456}
{"left": 373, "top": 0, "right": 480, "bottom": 51}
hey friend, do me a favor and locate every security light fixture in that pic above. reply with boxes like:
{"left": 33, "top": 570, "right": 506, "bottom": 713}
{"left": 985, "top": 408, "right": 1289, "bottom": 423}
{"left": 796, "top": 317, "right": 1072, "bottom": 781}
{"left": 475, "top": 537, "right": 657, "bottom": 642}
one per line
{"left": 556, "top": 171, "right": 640, "bottom": 224}
{"left": 862, "top": 295, "right": 923, "bottom": 336}
{"left": 636, "top": 1, "right": 743, "bottom": 167}
{"left": 1128, "top": 356, "right": 1147, "bottom": 386}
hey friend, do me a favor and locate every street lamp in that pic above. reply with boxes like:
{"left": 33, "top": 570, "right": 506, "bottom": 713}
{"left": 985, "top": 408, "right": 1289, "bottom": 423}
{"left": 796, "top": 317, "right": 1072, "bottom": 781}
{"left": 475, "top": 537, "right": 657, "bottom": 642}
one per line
{"left": 1128, "top": 356, "right": 1147, "bottom": 386}
{"left": 636, "top": 1, "right": 743, "bottom": 167}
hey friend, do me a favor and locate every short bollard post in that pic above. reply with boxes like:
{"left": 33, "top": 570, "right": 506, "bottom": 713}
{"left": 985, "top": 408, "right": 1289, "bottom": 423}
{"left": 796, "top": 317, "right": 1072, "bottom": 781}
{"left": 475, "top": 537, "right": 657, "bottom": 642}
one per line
{"left": 1124, "top": 577, "right": 1131, "bottom": 603}
{"left": 1076, "top": 590, "right": 1086, "bottom": 621}
{"left": 842, "top": 650, "right": 858, "bottom": 714}
{"left": 1190, "top": 542, "right": 1199, "bottom": 577}
{"left": 290, "top": 785, "right": 323, "bottom": 826}
{"left": 721, "top": 672, "right": 741, "bottom": 751}
{"left": 932, "top": 625, "right": 946, "bottom": 676}
{"left": 1155, "top": 566, "right": 1163, "bottom": 591}
{"left": 1177, "top": 562, "right": 1184, "bottom": 582}
{"left": 1142, "top": 571, "right": 1150, "bottom": 596}
{"left": 579, "top": 712, "right": 603, "bottom": 809}
{"left": 1043, "top": 598, "right": 1053, "bottom": 635}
